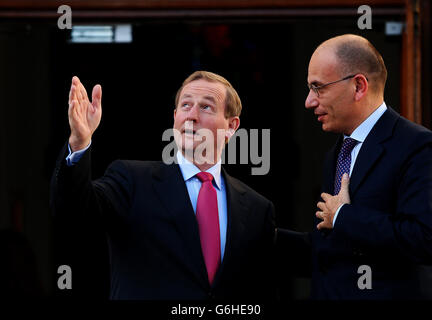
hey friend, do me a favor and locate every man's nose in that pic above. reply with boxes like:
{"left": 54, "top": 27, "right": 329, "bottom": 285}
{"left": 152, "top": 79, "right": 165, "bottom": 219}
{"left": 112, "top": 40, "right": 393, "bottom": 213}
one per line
{"left": 305, "top": 90, "right": 319, "bottom": 109}
{"left": 186, "top": 104, "right": 200, "bottom": 121}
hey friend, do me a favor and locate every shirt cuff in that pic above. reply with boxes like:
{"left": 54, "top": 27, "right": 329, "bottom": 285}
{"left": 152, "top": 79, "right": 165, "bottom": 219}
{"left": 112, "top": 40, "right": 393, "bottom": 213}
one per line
{"left": 65, "top": 141, "right": 91, "bottom": 166}
{"left": 332, "top": 203, "right": 345, "bottom": 227}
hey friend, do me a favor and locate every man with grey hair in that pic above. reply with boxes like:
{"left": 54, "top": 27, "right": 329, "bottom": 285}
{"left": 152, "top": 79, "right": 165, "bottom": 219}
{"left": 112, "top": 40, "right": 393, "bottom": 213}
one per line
{"left": 278, "top": 34, "right": 432, "bottom": 299}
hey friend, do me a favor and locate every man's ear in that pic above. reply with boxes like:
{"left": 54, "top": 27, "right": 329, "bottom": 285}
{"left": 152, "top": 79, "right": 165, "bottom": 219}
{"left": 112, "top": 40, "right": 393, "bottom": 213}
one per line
{"left": 225, "top": 116, "right": 240, "bottom": 141}
{"left": 354, "top": 74, "right": 368, "bottom": 101}
{"left": 225, "top": 128, "right": 234, "bottom": 140}
{"left": 229, "top": 116, "right": 240, "bottom": 132}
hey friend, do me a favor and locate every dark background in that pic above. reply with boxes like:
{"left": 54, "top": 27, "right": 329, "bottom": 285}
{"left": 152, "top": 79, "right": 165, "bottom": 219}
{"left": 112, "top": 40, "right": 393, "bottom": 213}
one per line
{"left": 0, "top": 15, "right": 404, "bottom": 299}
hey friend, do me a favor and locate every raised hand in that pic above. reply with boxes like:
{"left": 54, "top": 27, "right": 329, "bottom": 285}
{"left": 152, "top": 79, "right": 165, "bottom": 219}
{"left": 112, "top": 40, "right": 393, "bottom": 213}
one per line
{"left": 68, "top": 76, "right": 102, "bottom": 151}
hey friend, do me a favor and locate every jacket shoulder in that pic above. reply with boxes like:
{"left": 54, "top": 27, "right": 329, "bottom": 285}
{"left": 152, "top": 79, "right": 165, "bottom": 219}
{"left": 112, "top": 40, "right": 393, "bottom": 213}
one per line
{"left": 393, "top": 114, "right": 432, "bottom": 148}
{"left": 224, "top": 171, "right": 273, "bottom": 207}
{"left": 107, "top": 160, "right": 164, "bottom": 172}
{"left": 103, "top": 160, "right": 169, "bottom": 182}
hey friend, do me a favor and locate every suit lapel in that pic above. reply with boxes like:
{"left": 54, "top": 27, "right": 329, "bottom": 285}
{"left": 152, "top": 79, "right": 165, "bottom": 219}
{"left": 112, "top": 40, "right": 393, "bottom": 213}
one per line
{"left": 151, "top": 163, "right": 209, "bottom": 289}
{"left": 212, "top": 168, "right": 249, "bottom": 287}
{"left": 349, "top": 108, "right": 398, "bottom": 197}
{"left": 324, "top": 108, "right": 399, "bottom": 198}
{"left": 349, "top": 144, "right": 383, "bottom": 197}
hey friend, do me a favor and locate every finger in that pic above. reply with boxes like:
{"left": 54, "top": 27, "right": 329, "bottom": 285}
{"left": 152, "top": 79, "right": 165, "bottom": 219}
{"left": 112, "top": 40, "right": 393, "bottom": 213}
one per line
{"left": 68, "top": 100, "right": 80, "bottom": 126}
{"left": 75, "top": 83, "right": 83, "bottom": 105}
{"left": 79, "top": 80, "right": 89, "bottom": 103}
{"left": 69, "top": 85, "right": 75, "bottom": 106}
{"left": 68, "top": 99, "right": 74, "bottom": 118}
{"left": 71, "top": 87, "right": 84, "bottom": 120}
{"left": 317, "top": 202, "right": 326, "bottom": 211}
{"left": 68, "top": 87, "right": 78, "bottom": 116}
{"left": 321, "top": 192, "right": 331, "bottom": 202}
{"left": 69, "top": 99, "right": 80, "bottom": 121}
{"left": 71, "top": 76, "right": 81, "bottom": 103}
{"left": 78, "top": 83, "right": 88, "bottom": 106}
{"left": 72, "top": 76, "right": 80, "bottom": 86}
{"left": 91, "top": 84, "right": 102, "bottom": 111}
{"left": 68, "top": 79, "right": 74, "bottom": 104}
{"left": 338, "top": 173, "right": 350, "bottom": 195}
{"left": 73, "top": 78, "right": 85, "bottom": 105}
{"left": 315, "top": 211, "right": 323, "bottom": 220}
{"left": 317, "top": 221, "right": 331, "bottom": 230}
{"left": 71, "top": 86, "right": 82, "bottom": 116}
{"left": 72, "top": 100, "right": 79, "bottom": 121}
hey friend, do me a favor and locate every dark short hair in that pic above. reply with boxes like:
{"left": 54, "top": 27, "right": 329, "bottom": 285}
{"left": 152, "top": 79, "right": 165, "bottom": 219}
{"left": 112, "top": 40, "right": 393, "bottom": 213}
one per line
{"left": 334, "top": 37, "right": 387, "bottom": 93}
{"left": 175, "top": 71, "right": 242, "bottom": 118}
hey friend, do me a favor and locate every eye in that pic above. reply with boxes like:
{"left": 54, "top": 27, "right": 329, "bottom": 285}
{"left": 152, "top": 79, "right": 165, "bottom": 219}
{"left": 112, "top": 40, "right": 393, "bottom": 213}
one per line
{"left": 200, "top": 104, "right": 214, "bottom": 112}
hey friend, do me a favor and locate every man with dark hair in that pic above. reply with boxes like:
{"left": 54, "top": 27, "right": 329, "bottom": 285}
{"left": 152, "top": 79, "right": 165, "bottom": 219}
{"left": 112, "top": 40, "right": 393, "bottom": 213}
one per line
{"left": 51, "top": 71, "right": 276, "bottom": 300}
{"left": 334, "top": 36, "right": 387, "bottom": 94}
{"left": 278, "top": 34, "right": 432, "bottom": 299}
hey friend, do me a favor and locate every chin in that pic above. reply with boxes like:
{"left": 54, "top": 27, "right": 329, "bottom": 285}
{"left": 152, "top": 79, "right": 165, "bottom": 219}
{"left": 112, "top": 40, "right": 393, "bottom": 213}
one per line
{"left": 321, "top": 124, "right": 336, "bottom": 134}
{"left": 322, "top": 124, "right": 343, "bottom": 134}
{"left": 321, "top": 123, "right": 330, "bottom": 132}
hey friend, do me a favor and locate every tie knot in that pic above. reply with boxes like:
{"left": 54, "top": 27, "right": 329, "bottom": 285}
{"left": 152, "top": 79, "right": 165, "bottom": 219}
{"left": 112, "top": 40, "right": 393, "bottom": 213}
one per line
{"left": 341, "top": 137, "right": 358, "bottom": 153}
{"left": 196, "top": 172, "right": 214, "bottom": 183}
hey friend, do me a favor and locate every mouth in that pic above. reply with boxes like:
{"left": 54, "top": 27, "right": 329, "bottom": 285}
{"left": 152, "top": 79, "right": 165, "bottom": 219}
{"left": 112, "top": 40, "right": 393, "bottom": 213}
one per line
{"left": 315, "top": 112, "right": 327, "bottom": 122}
{"left": 183, "top": 129, "right": 196, "bottom": 134}
{"left": 182, "top": 129, "right": 198, "bottom": 137}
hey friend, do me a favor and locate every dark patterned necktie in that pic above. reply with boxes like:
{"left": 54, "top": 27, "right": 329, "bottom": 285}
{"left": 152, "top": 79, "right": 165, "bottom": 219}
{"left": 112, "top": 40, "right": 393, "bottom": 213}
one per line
{"left": 334, "top": 138, "right": 358, "bottom": 195}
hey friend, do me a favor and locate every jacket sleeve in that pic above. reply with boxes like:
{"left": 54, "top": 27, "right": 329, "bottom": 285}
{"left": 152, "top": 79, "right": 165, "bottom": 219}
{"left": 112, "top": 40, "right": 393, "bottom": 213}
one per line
{"left": 275, "top": 228, "right": 312, "bottom": 278}
{"left": 50, "top": 143, "right": 133, "bottom": 225}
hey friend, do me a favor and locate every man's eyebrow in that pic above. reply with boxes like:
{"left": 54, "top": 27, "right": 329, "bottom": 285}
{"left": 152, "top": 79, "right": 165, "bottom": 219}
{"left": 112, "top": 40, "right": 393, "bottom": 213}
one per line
{"left": 309, "top": 80, "right": 322, "bottom": 86}
{"left": 202, "top": 95, "right": 217, "bottom": 103}
{"left": 179, "top": 94, "right": 217, "bottom": 104}
{"left": 180, "top": 94, "right": 193, "bottom": 100}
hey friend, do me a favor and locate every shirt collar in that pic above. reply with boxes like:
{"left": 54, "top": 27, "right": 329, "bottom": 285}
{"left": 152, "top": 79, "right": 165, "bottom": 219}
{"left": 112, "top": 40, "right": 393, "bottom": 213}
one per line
{"left": 176, "top": 151, "right": 222, "bottom": 190}
{"left": 345, "top": 101, "right": 388, "bottom": 142}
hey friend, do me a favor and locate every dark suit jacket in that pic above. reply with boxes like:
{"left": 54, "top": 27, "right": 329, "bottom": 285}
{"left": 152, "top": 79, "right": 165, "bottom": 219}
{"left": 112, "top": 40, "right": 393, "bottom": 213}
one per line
{"left": 50, "top": 145, "right": 276, "bottom": 300}
{"left": 278, "top": 107, "right": 432, "bottom": 299}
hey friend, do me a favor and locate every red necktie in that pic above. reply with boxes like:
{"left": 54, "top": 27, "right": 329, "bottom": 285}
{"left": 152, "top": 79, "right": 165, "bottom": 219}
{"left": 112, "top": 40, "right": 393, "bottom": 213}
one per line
{"left": 196, "top": 172, "right": 221, "bottom": 285}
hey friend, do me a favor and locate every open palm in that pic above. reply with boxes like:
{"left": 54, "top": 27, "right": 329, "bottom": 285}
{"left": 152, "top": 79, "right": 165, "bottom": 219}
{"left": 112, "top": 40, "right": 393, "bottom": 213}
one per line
{"left": 68, "top": 76, "right": 102, "bottom": 151}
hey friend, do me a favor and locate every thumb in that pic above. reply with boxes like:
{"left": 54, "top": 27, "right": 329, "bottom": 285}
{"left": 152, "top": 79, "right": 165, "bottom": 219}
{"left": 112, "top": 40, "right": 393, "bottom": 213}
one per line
{"left": 339, "top": 173, "right": 350, "bottom": 195}
{"left": 91, "top": 84, "right": 102, "bottom": 110}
